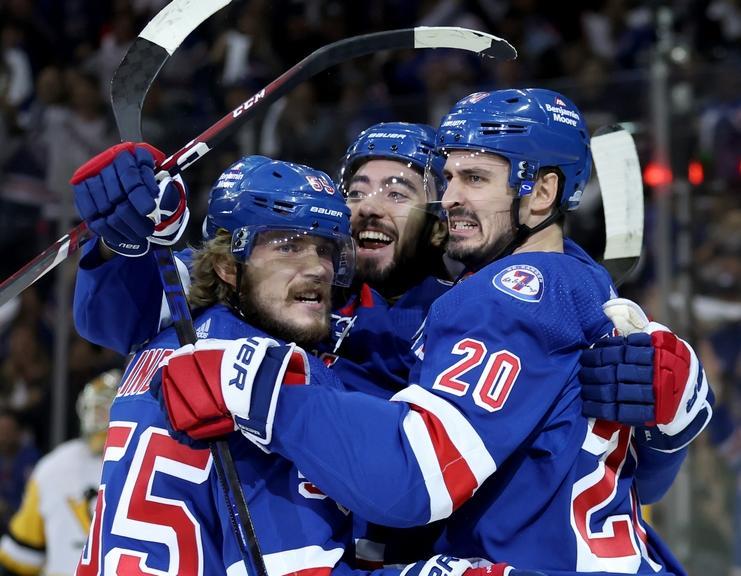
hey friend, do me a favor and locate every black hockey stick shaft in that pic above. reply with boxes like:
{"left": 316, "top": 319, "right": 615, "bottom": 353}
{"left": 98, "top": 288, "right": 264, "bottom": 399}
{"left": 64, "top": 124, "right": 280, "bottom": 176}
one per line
{"left": 158, "top": 27, "right": 515, "bottom": 175}
{"left": 106, "top": 2, "right": 266, "bottom": 572}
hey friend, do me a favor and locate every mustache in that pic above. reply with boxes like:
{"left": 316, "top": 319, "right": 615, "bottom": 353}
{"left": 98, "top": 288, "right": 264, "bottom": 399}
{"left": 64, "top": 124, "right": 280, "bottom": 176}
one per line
{"left": 352, "top": 217, "right": 397, "bottom": 240}
{"left": 445, "top": 207, "right": 480, "bottom": 225}
{"left": 288, "top": 280, "right": 332, "bottom": 300}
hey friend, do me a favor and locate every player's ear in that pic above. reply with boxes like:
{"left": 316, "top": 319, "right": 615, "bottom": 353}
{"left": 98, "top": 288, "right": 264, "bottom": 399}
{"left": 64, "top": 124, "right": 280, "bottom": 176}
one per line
{"left": 429, "top": 218, "right": 448, "bottom": 248}
{"left": 529, "top": 171, "right": 559, "bottom": 214}
{"left": 214, "top": 257, "right": 238, "bottom": 288}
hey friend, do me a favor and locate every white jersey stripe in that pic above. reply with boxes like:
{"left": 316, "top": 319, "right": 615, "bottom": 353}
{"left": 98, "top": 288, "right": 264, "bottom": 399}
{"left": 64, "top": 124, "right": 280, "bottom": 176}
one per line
{"left": 0, "top": 534, "right": 45, "bottom": 569}
{"left": 400, "top": 408, "right": 454, "bottom": 522}
{"left": 392, "top": 385, "right": 497, "bottom": 487}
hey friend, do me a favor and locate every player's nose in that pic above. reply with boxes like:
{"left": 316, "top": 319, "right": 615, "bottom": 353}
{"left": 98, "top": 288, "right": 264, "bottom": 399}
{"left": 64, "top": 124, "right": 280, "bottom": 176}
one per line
{"left": 441, "top": 178, "right": 463, "bottom": 211}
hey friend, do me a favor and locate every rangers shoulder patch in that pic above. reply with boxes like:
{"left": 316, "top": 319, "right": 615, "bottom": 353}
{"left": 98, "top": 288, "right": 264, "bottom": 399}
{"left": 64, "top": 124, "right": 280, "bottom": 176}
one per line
{"left": 492, "top": 265, "right": 544, "bottom": 302}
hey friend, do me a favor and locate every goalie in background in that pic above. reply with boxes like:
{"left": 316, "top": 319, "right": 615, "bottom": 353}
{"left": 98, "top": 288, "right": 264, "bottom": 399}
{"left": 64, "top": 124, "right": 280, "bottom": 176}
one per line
{"left": 0, "top": 370, "right": 119, "bottom": 576}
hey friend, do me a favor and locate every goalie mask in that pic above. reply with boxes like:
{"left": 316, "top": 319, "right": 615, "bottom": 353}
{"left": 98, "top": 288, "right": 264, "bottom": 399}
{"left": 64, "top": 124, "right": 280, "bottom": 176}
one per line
{"left": 77, "top": 369, "right": 120, "bottom": 449}
{"left": 204, "top": 156, "right": 355, "bottom": 287}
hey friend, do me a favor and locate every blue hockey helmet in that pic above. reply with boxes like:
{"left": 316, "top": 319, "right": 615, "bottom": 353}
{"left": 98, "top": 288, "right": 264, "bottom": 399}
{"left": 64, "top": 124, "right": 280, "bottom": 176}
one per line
{"left": 436, "top": 89, "right": 592, "bottom": 211}
{"left": 204, "top": 156, "right": 354, "bottom": 286}
{"left": 339, "top": 122, "right": 446, "bottom": 202}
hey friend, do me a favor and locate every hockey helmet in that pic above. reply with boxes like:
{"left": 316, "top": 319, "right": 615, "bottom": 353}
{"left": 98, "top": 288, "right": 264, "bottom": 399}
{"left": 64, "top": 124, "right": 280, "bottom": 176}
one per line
{"left": 339, "top": 122, "right": 446, "bottom": 202}
{"left": 436, "top": 89, "right": 592, "bottom": 211}
{"left": 203, "top": 156, "right": 355, "bottom": 287}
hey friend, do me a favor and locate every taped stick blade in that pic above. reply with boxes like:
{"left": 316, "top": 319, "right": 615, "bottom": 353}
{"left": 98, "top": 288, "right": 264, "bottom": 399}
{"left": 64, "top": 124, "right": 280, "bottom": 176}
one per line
{"left": 591, "top": 124, "right": 644, "bottom": 286}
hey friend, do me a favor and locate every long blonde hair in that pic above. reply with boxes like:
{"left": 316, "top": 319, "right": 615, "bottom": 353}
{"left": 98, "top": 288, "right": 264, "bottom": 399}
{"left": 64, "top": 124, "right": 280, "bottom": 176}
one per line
{"left": 188, "top": 230, "right": 237, "bottom": 309}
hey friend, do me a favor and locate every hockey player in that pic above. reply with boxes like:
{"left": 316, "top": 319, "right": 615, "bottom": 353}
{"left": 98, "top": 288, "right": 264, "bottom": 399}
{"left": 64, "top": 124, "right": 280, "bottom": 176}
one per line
{"left": 71, "top": 123, "right": 450, "bottom": 399}
{"left": 70, "top": 156, "right": 522, "bottom": 576}
{"left": 155, "top": 90, "right": 713, "bottom": 575}
{"left": 71, "top": 120, "right": 707, "bottom": 569}
{"left": 0, "top": 370, "right": 119, "bottom": 576}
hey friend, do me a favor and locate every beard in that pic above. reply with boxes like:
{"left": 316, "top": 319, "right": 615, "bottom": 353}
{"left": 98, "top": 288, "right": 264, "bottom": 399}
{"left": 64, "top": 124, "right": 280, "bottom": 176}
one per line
{"left": 236, "top": 269, "right": 331, "bottom": 348}
{"left": 354, "top": 211, "right": 446, "bottom": 298}
{"left": 445, "top": 208, "right": 515, "bottom": 271}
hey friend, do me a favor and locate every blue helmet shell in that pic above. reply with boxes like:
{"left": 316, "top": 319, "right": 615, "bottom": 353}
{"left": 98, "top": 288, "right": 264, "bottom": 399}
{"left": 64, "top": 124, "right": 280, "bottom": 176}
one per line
{"left": 340, "top": 122, "right": 446, "bottom": 201}
{"left": 203, "top": 156, "right": 354, "bottom": 284}
{"left": 436, "top": 89, "right": 592, "bottom": 211}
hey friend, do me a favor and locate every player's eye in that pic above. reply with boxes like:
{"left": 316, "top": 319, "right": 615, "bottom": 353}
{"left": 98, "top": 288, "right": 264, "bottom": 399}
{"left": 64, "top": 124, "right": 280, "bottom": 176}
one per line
{"left": 275, "top": 241, "right": 300, "bottom": 254}
{"left": 346, "top": 188, "right": 366, "bottom": 201}
{"left": 387, "top": 190, "right": 410, "bottom": 203}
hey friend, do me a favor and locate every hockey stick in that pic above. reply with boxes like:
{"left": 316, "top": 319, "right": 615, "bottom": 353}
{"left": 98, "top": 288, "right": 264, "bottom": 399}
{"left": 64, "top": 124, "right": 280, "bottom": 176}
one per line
{"left": 116, "top": 23, "right": 514, "bottom": 576}
{"left": 108, "top": 2, "right": 265, "bottom": 574}
{"left": 591, "top": 124, "right": 644, "bottom": 287}
{"left": 0, "top": 26, "right": 516, "bottom": 308}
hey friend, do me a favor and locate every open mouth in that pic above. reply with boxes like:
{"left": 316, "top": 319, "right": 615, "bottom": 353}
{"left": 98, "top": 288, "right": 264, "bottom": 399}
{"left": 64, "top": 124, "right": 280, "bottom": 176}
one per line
{"left": 357, "top": 229, "right": 394, "bottom": 250}
{"left": 293, "top": 290, "right": 323, "bottom": 304}
{"left": 448, "top": 218, "right": 478, "bottom": 233}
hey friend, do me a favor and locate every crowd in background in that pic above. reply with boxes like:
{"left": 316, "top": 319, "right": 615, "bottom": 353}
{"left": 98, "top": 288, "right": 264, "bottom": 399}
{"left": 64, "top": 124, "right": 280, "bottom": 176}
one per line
{"left": 0, "top": 0, "right": 738, "bottom": 573}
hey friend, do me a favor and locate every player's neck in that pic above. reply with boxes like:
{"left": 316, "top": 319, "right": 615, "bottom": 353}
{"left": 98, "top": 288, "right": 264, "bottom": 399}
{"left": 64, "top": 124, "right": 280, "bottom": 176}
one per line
{"left": 514, "top": 223, "right": 564, "bottom": 254}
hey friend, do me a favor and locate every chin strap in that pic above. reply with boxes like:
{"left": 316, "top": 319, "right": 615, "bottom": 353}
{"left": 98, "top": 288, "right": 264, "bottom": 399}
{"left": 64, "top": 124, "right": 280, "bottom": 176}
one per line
{"left": 229, "top": 262, "right": 247, "bottom": 320}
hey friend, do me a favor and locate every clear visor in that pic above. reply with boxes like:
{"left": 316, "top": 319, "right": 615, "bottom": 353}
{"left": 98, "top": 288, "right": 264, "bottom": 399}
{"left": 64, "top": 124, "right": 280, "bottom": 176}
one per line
{"left": 233, "top": 227, "right": 355, "bottom": 288}
{"left": 341, "top": 159, "right": 444, "bottom": 219}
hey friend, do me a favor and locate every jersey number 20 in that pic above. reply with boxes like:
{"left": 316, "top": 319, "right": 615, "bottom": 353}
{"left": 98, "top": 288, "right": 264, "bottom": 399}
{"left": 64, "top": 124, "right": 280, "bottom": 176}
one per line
{"left": 432, "top": 338, "right": 520, "bottom": 412}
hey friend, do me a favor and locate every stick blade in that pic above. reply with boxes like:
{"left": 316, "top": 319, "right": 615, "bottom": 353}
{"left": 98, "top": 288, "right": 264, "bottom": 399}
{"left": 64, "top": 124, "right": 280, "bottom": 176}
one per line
{"left": 413, "top": 26, "right": 517, "bottom": 60}
{"left": 591, "top": 123, "right": 644, "bottom": 286}
{"left": 111, "top": 0, "right": 234, "bottom": 142}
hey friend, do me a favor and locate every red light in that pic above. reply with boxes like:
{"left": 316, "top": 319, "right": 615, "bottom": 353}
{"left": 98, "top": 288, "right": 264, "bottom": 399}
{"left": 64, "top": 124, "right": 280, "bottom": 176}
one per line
{"left": 688, "top": 160, "right": 704, "bottom": 186}
{"left": 643, "top": 162, "right": 673, "bottom": 187}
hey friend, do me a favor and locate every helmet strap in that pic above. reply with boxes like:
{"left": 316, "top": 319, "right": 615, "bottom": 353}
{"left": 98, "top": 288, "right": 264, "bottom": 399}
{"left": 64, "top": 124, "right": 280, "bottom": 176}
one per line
{"left": 229, "top": 262, "right": 247, "bottom": 320}
{"left": 493, "top": 196, "right": 565, "bottom": 261}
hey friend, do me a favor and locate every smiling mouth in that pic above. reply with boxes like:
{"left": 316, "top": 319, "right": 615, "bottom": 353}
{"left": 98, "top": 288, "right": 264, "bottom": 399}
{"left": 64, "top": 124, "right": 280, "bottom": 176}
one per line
{"left": 357, "top": 230, "right": 394, "bottom": 250}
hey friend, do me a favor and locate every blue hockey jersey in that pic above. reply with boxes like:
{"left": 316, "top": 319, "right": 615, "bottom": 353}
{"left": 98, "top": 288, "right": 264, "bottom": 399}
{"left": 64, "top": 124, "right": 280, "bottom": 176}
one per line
{"left": 264, "top": 244, "right": 685, "bottom": 575}
{"left": 76, "top": 303, "right": 489, "bottom": 576}
{"left": 320, "top": 277, "right": 452, "bottom": 398}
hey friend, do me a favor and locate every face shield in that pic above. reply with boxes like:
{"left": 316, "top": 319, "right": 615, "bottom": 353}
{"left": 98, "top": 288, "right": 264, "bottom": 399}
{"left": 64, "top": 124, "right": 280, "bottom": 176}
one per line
{"left": 232, "top": 226, "right": 355, "bottom": 288}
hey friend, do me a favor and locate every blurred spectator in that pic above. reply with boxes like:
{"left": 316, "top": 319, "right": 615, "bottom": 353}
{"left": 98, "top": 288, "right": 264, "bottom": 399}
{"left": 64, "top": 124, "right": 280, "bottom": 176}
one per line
{"left": 210, "top": 1, "right": 278, "bottom": 88}
{"left": 0, "top": 370, "right": 118, "bottom": 576}
{"left": 42, "top": 70, "right": 116, "bottom": 200}
{"left": 0, "top": 322, "right": 50, "bottom": 444}
{"left": 0, "top": 409, "right": 39, "bottom": 535}
{"left": 0, "top": 22, "right": 33, "bottom": 110}
{"left": 84, "top": 6, "right": 137, "bottom": 99}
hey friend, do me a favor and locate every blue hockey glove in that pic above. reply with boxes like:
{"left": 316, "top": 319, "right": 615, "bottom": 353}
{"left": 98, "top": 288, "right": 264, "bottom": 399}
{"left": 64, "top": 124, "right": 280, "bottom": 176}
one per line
{"left": 71, "top": 142, "right": 189, "bottom": 257}
{"left": 581, "top": 298, "right": 713, "bottom": 451}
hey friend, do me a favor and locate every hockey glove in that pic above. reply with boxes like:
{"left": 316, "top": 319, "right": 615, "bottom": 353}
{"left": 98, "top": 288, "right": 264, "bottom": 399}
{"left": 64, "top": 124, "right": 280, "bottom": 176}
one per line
{"left": 405, "top": 555, "right": 546, "bottom": 576}
{"left": 71, "top": 142, "right": 189, "bottom": 257}
{"left": 581, "top": 298, "right": 713, "bottom": 451}
{"left": 154, "top": 337, "right": 309, "bottom": 447}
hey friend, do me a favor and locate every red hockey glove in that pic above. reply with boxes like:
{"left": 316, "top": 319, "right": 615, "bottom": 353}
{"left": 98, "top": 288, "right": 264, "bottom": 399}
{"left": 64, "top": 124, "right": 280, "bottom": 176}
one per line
{"left": 157, "top": 337, "right": 309, "bottom": 447}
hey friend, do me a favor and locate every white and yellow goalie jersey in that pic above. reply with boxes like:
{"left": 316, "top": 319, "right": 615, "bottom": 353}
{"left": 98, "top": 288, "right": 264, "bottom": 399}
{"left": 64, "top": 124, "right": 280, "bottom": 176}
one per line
{"left": 0, "top": 439, "right": 102, "bottom": 576}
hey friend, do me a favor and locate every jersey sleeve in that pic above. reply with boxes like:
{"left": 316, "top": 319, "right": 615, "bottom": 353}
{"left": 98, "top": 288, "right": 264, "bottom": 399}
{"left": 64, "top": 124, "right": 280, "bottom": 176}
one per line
{"left": 0, "top": 477, "right": 45, "bottom": 575}
{"left": 270, "top": 286, "right": 580, "bottom": 528}
{"left": 73, "top": 241, "right": 188, "bottom": 355}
